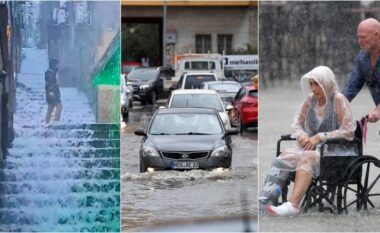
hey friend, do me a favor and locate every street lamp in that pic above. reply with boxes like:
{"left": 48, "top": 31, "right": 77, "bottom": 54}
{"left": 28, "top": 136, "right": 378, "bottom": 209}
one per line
{"left": 163, "top": 0, "right": 167, "bottom": 66}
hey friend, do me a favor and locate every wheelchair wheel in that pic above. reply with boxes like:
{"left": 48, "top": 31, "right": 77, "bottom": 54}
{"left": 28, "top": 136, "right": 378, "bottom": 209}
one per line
{"left": 343, "top": 156, "right": 380, "bottom": 213}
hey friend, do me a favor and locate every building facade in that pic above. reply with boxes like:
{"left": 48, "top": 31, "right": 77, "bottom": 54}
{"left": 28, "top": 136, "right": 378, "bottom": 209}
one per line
{"left": 122, "top": 1, "right": 257, "bottom": 66}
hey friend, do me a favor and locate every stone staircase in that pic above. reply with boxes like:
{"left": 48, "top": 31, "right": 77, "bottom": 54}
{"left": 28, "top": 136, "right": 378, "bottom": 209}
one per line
{"left": 0, "top": 123, "right": 120, "bottom": 232}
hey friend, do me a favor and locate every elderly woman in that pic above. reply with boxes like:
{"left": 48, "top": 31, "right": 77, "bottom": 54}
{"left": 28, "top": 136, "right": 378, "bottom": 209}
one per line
{"left": 259, "top": 66, "right": 356, "bottom": 216}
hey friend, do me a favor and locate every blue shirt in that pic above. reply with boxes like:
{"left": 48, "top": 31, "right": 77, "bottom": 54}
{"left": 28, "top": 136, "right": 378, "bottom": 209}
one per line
{"left": 342, "top": 51, "right": 380, "bottom": 105}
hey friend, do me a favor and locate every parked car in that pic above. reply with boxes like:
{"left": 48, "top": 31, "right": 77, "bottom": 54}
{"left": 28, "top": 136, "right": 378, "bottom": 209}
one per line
{"left": 173, "top": 72, "right": 218, "bottom": 90}
{"left": 200, "top": 80, "right": 241, "bottom": 108}
{"left": 121, "top": 61, "right": 141, "bottom": 75}
{"left": 128, "top": 66, "right": 174, "bottom": 105}
{"left": 134, "top": 107, "right": 239, "bottom": 172}
{"left": 168, "top": 89, "right": 232, "bottom": 129}
{"left": 120, "top": 74, "right": 133, "bottom": 119}
{"left": 230, "top": 85, "right": 258, "bottom": 133}
{"left": 237, "top": 72, "right": 256, "bottom": 87}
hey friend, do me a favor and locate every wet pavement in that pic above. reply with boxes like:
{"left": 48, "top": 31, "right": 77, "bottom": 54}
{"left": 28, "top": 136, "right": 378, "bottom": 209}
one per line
{"left": 0, "top": 48, "right": 120, "bottom": 231}
{"left": 259, "top": 86, "right": 380, "bottom": 232}
{"left": 121, "top": 100, "right": 258, "bottom": 232}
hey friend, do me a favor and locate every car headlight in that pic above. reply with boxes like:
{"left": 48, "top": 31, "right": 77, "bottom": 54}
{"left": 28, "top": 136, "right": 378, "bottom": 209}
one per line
{"left": 210, "top": 145, "right": 229, "bottom": 157}
{"left": 142, "top": 146, "right": 160, "bottom": 157}
{"left": 139, "top": 84, "right": 150, "bottom": 90}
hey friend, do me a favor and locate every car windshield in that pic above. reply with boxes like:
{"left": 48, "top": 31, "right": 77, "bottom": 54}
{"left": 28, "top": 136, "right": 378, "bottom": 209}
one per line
{"left": 170, "top": 94, "right": 224, "bottom": 112}
{"left": 208, "top": 83, "right": 240, "bottom": 93}
{"left": 249, "top": 90, "right": 258, "bottom": 98}
{"left": 184, "top": 61, "right": 216, "bottom": 70}
{"left": 127, "top": 69, "right": 158, "bottom": 81}
{"left": 149, "top": 113, "right": 223, "bottom": 135}
{"left": 184, "top": 75, "right": 216, "bottom": 89}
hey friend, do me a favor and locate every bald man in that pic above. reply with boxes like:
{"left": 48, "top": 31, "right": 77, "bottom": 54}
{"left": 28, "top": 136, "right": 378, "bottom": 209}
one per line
{"left": 342, "top": 18, "right": 380, "bottom": 122}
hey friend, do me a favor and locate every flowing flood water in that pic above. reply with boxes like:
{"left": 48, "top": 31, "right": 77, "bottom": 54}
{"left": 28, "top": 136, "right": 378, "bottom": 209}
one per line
{"left": 259, "top": 86, "right": 380, "bottom": 232}
{"left": 0, "top": 48, "right": 120, "bottom": 232}
{"left": 121, "top": 102, "right": 258, "bottom": 232}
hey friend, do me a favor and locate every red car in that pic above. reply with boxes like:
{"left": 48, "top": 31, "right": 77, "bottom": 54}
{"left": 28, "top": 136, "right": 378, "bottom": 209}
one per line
{"left": 230, "top": 85, "right": 258, "bottom": 133}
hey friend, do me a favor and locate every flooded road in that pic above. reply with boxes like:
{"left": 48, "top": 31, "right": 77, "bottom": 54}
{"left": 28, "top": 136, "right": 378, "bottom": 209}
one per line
{"left": 259, "top": 86, "right": 380, "bottom": 232}
{"left": 121, "top": 100, "right": 258, "bottom": 232}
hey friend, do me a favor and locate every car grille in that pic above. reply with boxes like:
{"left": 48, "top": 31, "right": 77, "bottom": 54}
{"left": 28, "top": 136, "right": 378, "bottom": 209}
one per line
{"left": 160, "top": 151, "right": 210, "bottom": 160}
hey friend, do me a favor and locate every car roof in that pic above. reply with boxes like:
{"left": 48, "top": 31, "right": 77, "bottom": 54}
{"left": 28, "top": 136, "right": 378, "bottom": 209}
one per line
{"left": 134, "top": 66, "right": 172, "bottom": 71}
{"left": 244, "top": 85, "right": 258, "bottom": 91}
{"left": 184, "top": 72, "right": 217, "bottom": 76}
{"left": 156, "top": 107, "right": 217, "bottom": 114}
{"left": 171, "top": 89, "right": 219, "bottom": 95}
{"left": 182, "top": 58, "right": 219, "bottom": 61}
{"left": 203, "top": 80, "right": 240, "bottom": 85}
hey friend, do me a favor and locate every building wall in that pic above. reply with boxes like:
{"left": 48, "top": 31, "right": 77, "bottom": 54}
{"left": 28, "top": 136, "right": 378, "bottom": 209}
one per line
{"left": 122, "top": 6, "right": 257, "bottom": 54}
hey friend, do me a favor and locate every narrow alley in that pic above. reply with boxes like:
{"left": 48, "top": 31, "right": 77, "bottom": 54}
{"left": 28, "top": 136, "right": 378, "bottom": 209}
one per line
{"left": 0, "top": 48, "right": 120, "bottom": 232}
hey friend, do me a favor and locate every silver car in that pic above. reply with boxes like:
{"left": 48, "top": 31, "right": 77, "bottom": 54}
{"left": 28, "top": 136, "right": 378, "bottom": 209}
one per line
{"left": 168, "top": 89, "right": 232, "bottom": 129}
{"left": 200, "top": 80, "right": 241, "bottom": 108}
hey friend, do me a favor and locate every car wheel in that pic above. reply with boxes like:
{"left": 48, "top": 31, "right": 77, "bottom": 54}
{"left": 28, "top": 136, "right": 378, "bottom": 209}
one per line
{"left": 148, "top": 91, "right": 157, "bottom": 105}
{"left": 140, "top": 159, "right": 147, "bottom": 173}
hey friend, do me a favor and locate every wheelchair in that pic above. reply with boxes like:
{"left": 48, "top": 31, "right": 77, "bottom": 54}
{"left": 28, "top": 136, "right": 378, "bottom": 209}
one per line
{"left": 276, "top": 121, "right": 380, "bottom": 214}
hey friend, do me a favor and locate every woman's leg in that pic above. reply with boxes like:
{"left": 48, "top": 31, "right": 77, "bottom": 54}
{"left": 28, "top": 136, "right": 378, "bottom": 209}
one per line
{"left": 45, "top": 104, "right": 54, "bottom": 123}
{"left": 288, "top": 169, "right": 313, "bottom": 207}
{"left": 288, "top": 151, "right": 317, "bottom": 207}
{"left": 54, "top": 102, "right": 62, "bottom": 121}
{"left": 259, "top": 150, "right": 297, "bottom": 206}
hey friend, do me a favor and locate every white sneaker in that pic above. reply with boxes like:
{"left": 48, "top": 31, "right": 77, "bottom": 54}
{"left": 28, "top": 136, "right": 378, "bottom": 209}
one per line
{"left": 266, "top": 202, "right": 299, "bottom": 217}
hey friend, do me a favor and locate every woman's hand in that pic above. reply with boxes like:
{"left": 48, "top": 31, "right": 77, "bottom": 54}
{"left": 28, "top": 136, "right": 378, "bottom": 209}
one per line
{"left": 298, "top": 134, "right": 310, "bottom": 147}
{"left": 303, "top": 135, "right": 322, "bottom": 150}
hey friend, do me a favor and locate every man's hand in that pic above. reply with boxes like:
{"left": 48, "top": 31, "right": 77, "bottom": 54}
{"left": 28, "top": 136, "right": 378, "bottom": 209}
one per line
{"left": 303, "top": 134, "right": 322, "bottom": 150}
{"left": 368, "top": 105, "right": 380, "bottom": 123}
{"left": 368, "top": 111, "right": 379, "bottom": 123}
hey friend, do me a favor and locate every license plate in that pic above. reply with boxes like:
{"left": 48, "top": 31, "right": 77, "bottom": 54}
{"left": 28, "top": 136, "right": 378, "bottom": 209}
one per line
{"left": 172, "top": 161, "right": 199, "bottom": 169}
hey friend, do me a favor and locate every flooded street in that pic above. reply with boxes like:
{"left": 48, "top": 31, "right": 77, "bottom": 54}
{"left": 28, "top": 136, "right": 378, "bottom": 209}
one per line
{"left": 259, "top": 86, "right": 380, "bottom": 232}
{"left": 121, "top": 101, "right": 257, "bottom": 232}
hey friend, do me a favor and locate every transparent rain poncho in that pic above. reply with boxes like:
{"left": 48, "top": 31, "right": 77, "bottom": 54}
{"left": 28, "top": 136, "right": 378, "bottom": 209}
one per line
{"left": 277, "top": 66, "right": 356, "bottom": 178}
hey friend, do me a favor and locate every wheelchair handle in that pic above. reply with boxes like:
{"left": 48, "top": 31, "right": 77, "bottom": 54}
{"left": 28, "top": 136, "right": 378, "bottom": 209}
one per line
{"left": 276, "top": 134, "right": 296, "bottom": 156}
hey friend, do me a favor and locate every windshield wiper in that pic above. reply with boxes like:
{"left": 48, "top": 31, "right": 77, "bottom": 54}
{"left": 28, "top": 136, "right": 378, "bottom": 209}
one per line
{"left": 175, "top": 132, "right": 211, "bottom": 135}
{"left": 151, "top": 133, "right": 172, "bottom": 135}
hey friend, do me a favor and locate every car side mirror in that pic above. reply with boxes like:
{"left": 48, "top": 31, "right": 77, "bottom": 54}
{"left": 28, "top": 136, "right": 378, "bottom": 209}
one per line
{"left": 134, "top": 128, "right": 146, "bottom": 136}
{"left": 226, "top": 128, "right": 239, "bottom": 135}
